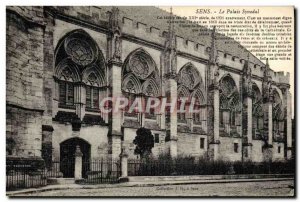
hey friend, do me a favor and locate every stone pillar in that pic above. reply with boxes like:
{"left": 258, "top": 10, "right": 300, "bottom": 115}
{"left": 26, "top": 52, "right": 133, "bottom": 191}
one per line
{"left": 268, "top": 102, "right": 273, "bottom": 145}
{"left": 286, "top": 90, "right": 292, "bottom": 159}
{"left": 52, "top": 78, "right": 59, "bottom": 117}
{"left": 41, "top": 125, "right": 54, "bottom": 169}
{"left": 119, "top": 149, "right": 129, "bottom": 182}
{"left": 108, "top": 61, "right": 123, "bottom": 160}
{"left": 210, "top": 85, "right": 220, "bottom": 160}
{"left": 213, "top": 87, "right": 220, "bottom": 142}
{"left": 244, "top": 96, "right": 253, "bottom": 160}
{"left": 74, "top": 145, "right": 83, "bottom": 180}
{"left": 262, "top": 100, "right": 273, "bottom": 162}
{"left": 168, "top": 78, "right": 178, "bottom": 158}
{"left": 247, "top": 97, "right": 253, "bottom": 144}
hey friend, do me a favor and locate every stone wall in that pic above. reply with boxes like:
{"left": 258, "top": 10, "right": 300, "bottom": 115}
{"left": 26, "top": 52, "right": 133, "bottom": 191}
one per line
{"left": 252, "top": 140, "right": 264, "bottom": 162}
{"left": 7, "top": 8, "right": 45, "bottom": 110}
{"left": 6, "top": 105, "right": 43, "bottom": 157}
{"left": 272, "top": 142, "right": 285, "bottom": 161}
{"left": 219, "top": 137, "right": 242, "bottom": 162}
{"left": 6, "top": 7, "right": 46, "bottom": 158}
{"left": 52, "top": 122, "right": 109, "bottom": 161}
{"left": 177, "top": 133, "right": 207, "bottom": 158}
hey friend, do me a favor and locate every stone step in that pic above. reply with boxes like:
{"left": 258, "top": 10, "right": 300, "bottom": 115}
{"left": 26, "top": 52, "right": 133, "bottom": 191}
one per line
{"left": 47, "top": 178, "right": 75, "bottom": 185}
{"left": 127, "top": 174, "right": 294, "bottom": 182}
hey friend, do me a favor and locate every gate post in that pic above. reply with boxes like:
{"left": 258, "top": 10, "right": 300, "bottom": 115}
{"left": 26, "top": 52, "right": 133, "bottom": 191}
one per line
{"left": 119, "top": 149, "right": 129, "bottom": 182}
{"left": 74, "top": 145, "right": 83, "bottom": 181}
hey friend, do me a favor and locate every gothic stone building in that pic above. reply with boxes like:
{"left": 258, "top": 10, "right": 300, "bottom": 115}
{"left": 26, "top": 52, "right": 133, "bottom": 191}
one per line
{"left": 6, "top": 6, "right": 293, "bottom": 167}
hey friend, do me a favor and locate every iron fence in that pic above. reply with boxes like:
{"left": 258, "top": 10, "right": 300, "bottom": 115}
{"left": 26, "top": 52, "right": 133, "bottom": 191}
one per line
{"left": 128, "top": 158, "right": 295, "bottom": 176}
{"left": 6, "top": 160, "right": 47, "bottom": 191}
{"left": 46, "top": 159, "right": 121, "bottom": 184}
{"left": 82, "top": 159, "right": 121, "bottom": 184}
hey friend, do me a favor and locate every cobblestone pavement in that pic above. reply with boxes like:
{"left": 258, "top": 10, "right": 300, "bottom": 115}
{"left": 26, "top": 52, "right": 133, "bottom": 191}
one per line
{"left": 15, "top": 180, "right": 294, "bottom": 197}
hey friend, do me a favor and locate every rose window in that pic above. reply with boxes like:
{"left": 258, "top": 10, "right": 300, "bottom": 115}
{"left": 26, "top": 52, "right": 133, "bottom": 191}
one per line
{"left": 65, "top": 38, "right": 95, "bottom": 66}
{"left": 130, "top": 56, "right": 149, "bottom": 80}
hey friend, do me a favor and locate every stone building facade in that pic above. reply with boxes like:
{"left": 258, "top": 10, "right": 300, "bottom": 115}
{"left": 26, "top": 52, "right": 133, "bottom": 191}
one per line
{"left": 6, "top": 6, "right": 293, "bottom": 167}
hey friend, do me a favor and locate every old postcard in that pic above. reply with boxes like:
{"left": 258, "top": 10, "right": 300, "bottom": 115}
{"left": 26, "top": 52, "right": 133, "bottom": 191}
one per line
{"left": 6, "top": 6, "right": 295, "bottom": 197}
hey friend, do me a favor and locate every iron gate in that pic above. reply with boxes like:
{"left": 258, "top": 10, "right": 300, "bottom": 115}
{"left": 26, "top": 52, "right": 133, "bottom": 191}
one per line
{"left": 46, "top": 159, "right": 121, "bottom": 184}
{"left": 82, "top": 159, "right": 121, "bottom": 184}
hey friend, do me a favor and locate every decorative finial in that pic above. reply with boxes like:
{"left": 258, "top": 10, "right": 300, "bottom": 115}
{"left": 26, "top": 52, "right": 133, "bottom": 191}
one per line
{"left": 209, "top": 26, "right": 218, "bottom": 65}
{"left": 109, "top": 6, "right": 120, "bottom": 30}
{"left": 166, "top": 6, "right": 176, "bottom": 50}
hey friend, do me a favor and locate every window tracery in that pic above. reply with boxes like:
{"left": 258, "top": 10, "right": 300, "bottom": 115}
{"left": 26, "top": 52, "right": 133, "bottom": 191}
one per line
{"left": 122, "top": 48, "right": 160, "bottom": 119}
{"left": 272, "top": 90, "right": 284, "bottom": 141}
{"left": 177, "top": 63, "right": 205, "bottom": 124}
{"left": 219, "top": 75, "right": 240, "bottom": 131}
{"left": 54, "top": 30, "right": 106, "bottom": 113}
{"left": 252, "top": 84, "right": 263, "bottom": 138}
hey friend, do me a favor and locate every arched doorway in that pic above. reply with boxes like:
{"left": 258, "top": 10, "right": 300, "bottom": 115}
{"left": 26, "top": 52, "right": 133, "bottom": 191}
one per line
{"left": 60, "top": 138, "right": 91, "bottom": 178}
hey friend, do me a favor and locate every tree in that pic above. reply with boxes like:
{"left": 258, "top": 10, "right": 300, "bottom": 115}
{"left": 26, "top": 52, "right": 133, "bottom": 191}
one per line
{"left": 133, "top": 127, "right": 154, "bottom": 159}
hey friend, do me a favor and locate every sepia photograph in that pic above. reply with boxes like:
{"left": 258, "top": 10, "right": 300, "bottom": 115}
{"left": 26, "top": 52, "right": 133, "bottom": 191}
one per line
{"left": 5, "top": 4, "right": 295, "bottom": 197}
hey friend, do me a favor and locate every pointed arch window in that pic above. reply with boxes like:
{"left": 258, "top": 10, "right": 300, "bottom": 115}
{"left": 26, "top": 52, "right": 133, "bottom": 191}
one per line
{"left": 54, "top": 30, "right": 107, "bottom": 116}
{"left": 85, "top": 73, "right": 100, "bottom": 109}
{"left": 230, "top": 110, "right": 236, "bottom": 126}
{"left": 219, "top": 75, "right": 240, "bottom": 132}
{"left": 177, "top": 90, "right": 188, "bottom": 123}
{"left": 86, "top": 86, "right": 99, "bottom": 109}
{"left": 122, "top": 48, "right": 160, "bottom": 120}
{"left": 192, "top": 103, "right": 201, "bottom": 124}
{"left": 272, "top": 90, "right": 284, "bottom": 141}
{"left": 59, "top": 81, "right": 74, "bottom": 106}
{"left": 58, "top": 74, "right": 75, "bottom": 107}
{"left": 177, "top": 63, "right": 205, "bottom": 126}
{"left": 252, "top": 84, "right": 263, "bottom": 138}
{"left": 191, "top": 90, "right": 205, "bottom": 125}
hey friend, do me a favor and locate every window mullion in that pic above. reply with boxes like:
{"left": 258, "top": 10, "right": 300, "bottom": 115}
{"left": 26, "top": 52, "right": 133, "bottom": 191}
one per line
{"left": 66, "top": 82, "right": 68, "bottom": 105}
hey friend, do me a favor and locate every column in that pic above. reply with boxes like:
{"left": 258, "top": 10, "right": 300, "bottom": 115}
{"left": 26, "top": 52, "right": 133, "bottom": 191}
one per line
{"left": 108, "top": 61, "right": 122, "bottom": 160}
{"left": 212, "top": 85, "right": 220, "bottom": 160}
{"left": 157, "top": 96, "right": 166, "bottom": 130}
{"left": 213, "top": 86, "right": 220, "bottom": 142}
{"left": 74, "top": 145, "right": 83, "bottom": 181}
{"left": 169, "top": 78, "right": 178, "bottom": 158}
{"left": 53, "top": 77, "right": 59, "bottom": 117}
{"left": 41, "top": 125, "right": 54, "bottom": 169}
{"left": 119, "top": 149, "right": 129, "bottom": 182}
{"left": 244, "top": 96, "right": 253, "bottom": 160}
{"left": 268, "top": 102, "right": 273, "bottom": 145}
{"left": 262, "top": 100, "right": 273, "bottom": 162}
{"left": 286, "top": 90, "right": 292, "bottom": 159}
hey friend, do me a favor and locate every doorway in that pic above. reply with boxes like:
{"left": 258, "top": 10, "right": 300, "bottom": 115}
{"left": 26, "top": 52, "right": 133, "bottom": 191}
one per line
{"left": 60, "top": 138, "right": 91, "bottom": 178}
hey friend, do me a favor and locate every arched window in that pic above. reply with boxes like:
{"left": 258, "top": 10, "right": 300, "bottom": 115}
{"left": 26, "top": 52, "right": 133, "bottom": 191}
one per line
{"left": 252, "top": 84, "right": 263, "bottom": 138}
{"left": 59, "top": 79, "right": 74, "bottom": 106}
{"left": 273, "top": 89, "right": 284, "bottom": 141}
{"left": 219, "top": 75, "right": 240, "bottom": 133}
{"left": 85, "top": 73, "right": 99, "bottom": 109}
{"left": 177, "top": 63, "right": 205, "bottom": 125}
{"left": 122, "top": 48, "right": 160, "bottom": 119}
{"left": 192, "top": 98, "right": 201, "bottom": 124}
{"left": 177, "top": 86, "right": 189, "bottom": 123}
{"left": 55, "top": 61, "right": 79, "bottom": 108}
{"left": 191, "top": 89, "right": 205, "bottom": 125}
{"left": 54, "top": 30, "right": 106, "bottom": 113}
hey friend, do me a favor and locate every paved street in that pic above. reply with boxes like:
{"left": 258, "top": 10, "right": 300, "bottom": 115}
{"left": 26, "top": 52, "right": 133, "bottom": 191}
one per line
{"left": 14, "top": 180, "right": 294, "bottom": 197}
